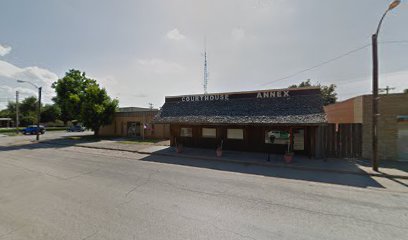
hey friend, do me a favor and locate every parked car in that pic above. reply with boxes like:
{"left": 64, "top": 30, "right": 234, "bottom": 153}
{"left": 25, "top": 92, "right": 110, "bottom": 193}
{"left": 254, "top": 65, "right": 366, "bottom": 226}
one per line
{"left": 21, "top": 125, "right": 46, "bottom": 135}
{"left": 67, "top": 125, "right": 86, "bottom": 132}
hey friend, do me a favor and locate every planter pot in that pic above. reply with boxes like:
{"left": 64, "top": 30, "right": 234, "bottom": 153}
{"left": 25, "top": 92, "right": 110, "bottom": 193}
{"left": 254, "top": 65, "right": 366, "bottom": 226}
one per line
{"left": 284, "top": 153, "right": 294, "bottom": 163}
{"left": 216, "top": 148, "right": 222, "bottom": 157}
{"left": 176, "top": 145, "right": 183, "bottom": 153}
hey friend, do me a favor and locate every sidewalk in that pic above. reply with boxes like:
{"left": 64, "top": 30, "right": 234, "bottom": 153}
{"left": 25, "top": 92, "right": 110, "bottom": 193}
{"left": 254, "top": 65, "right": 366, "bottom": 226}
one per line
{"left": 38, "top": 137, "right": 408, "bottom": 180}
{"left": 141, "top": 146, "right": 408, "bottom": 179}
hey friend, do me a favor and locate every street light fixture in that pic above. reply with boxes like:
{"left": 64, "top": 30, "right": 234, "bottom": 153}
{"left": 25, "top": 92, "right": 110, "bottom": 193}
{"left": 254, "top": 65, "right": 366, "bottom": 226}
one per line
{"left": 16, "top": 80, "right": 42, "bottom": 141}
{"left": 371, "top": 0, "right": 401, "bottom": 172}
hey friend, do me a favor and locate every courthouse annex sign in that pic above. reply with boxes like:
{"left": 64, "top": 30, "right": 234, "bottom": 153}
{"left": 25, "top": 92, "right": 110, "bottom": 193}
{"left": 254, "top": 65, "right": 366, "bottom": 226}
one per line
{"left": 256, "top": 91, "right": 290, "bottom": 98}
{"left": 182, "top": 94, "right": 229, "bottom": 102}
{"left": 165, "top": 88, "right": 319, "bottom": 103}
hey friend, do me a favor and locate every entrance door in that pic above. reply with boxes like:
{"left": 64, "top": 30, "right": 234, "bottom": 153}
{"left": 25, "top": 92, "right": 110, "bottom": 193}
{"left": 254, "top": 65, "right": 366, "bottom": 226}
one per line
{"left": 127, "top": 122, "right": 141, "bottom": 137}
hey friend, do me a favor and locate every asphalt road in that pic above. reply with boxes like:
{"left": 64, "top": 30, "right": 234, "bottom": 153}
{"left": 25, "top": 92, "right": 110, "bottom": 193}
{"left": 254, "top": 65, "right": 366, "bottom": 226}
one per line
{"left": 1, "top": 135, "right": 408, "bottom": 239}
{"left": 0, "top": 130, "right": 92, "bottom": 145}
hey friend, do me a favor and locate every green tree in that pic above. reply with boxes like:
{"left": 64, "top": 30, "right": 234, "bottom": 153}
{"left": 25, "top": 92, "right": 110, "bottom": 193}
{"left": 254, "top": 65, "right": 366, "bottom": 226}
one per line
{"left": 21, "top": 97, "right": 38, "bottom": 126}
{"left": 0, "top": 109, "right": 9, "bottom": 118}
{"left": 52, "top": 69, "right": 96, "bottom": 125}
{"left": 19, "top": 96, "right": 37, "bottom": 114}
{"left": 404, "top": 89, "right": 408, "bottom": 94}
{"left": 1, "top": 97, "right": 63, "bottom": 126}
{"left": 2, "top": 102, "right": 15, "bottom": 119}
{"left": 0, "top": 106, "right": 12, "bottom": 122}
{"left": 289, "top": 79, "right": 337, "bottom": 106}
{"left": 80, "top": 83, "right": 118, "bottom": 136}
{"left": 41, "top": 104, "right": 61, "bottom": 123}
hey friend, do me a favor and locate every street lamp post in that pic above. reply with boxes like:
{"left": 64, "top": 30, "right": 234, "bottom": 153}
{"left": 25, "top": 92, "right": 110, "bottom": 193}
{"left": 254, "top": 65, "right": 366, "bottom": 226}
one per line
{"left": 371, "top": 0, "right": 400, "bottom": 172}
{"left": 17, "top": 80, "right": 42, "bottom": 141}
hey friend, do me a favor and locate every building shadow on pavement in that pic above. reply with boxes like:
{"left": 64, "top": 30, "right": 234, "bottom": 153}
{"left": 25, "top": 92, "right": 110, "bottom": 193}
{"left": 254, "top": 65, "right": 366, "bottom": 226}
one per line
{"left": 0, "top": 138, "right": 387, "bottom": 189}
{"left": 140, "top": 148, "right": 385, "bottom": 189}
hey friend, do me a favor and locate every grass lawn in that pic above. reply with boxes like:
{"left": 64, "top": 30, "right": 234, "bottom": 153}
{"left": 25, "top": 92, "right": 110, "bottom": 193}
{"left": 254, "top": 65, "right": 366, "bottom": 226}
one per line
{"left": 0, "top": 132, "right": 19, "bottom": 136}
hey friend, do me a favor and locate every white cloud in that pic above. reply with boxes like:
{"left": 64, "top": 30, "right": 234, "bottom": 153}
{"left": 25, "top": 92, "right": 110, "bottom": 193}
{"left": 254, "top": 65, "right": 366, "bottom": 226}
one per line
{"left": 0, "top": 60, "right": 59, "bottom": 104}
{"left": 0, "top": 85, "right": 37, "bottom": 96}
{"left": 166, "top": 28, "right": 186, "bottom": 41}
{"left": 0, "top": 44, "right": 12, "bottom": 56}
{"left": 231, "top": 27, "right": 245, "bottom": 41}
{"left": 0, "top": 85, "right": 39, "bottom": 109}
{"left": 132, "top": 93, "right": 148, "bottom": 98}
{"left": 109, "top": 56, "right": 202, "bottom": 108}
{"left": 335, "top": 70, "right": 408, "bottom": 101}
{"left": 136, "top": 58, "right": 185, "bottom": 75}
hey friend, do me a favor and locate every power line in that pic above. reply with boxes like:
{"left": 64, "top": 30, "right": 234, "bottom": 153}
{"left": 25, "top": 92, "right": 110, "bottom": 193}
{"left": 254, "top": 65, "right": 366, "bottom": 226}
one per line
{"left": 260, "top": 44, "right": 371, "bottom": 86}
{"left": 380, "top": 40, "right": 408, "bottom": 45}
{"left": 379, "top": 85, "right": 396, "bottom": 94}
{"left": 260, "top": 40, "right": 408, "bottom": 87}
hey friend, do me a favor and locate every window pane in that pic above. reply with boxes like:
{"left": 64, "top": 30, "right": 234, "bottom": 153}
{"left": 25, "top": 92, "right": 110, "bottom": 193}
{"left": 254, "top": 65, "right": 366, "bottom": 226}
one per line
{"left": 227, "top": 129, "right": 244, "bottom": 140}
{"left": 180, "top": 128, "right": 192, "bottom": 137}
{"left": 202, "top": 128, "right": 216, "bottom": 138}
{"left": 265, "top": 130, "right": 289, "bottom": 144}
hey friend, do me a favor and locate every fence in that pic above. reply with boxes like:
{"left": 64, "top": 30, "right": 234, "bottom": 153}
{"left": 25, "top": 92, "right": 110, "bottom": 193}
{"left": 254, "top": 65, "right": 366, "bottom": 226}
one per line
{"left": 319, "top": 123, "right": 362, "bottom": 159}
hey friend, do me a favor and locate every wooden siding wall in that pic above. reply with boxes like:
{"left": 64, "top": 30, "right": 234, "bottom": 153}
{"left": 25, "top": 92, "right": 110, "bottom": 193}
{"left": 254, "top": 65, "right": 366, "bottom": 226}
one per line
{"left": 319, "top": 123, "right": 362, "bottom": 158}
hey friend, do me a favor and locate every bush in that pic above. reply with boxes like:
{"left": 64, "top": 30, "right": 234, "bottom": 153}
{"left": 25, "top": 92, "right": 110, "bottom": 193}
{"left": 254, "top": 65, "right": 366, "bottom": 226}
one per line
{"left": 44, "top": 120, "right": 65, "bottom": 127}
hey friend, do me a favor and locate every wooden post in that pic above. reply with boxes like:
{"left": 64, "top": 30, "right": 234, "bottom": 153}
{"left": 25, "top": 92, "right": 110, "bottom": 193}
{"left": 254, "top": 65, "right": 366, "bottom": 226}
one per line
{"left": 289, "top": 127, "right": 294, "bottom": 152}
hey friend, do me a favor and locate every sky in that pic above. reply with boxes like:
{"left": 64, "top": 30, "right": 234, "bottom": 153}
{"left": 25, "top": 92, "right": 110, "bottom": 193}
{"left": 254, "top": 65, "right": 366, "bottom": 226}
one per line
{"left": 0, "top": 0, "right": 407, "bottom": 109}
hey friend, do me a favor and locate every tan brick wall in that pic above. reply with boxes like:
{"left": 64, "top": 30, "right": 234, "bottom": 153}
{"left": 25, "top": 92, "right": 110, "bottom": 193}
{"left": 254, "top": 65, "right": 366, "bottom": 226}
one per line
{"left": 99, "top": 112, "right": 170, "bottom": 139}
{"left": 324, "top": 97, "right": 358, "bottom": 123}
{"left": 362, "top": 94, "right": 408, "bottom": 161}
{"left": 353, "top": 96, "right": 363, "bottom": 123}
{"left": 326, "top": 94, "right": 408, "bottom": 161}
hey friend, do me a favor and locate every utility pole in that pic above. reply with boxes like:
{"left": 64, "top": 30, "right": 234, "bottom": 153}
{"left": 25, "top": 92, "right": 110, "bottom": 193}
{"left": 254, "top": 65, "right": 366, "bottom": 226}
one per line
{"left": 16, "top": 80, "right": 42, "bottom": 141}
{"left": 371, "top": 0, "right": 401, "bottom": 172}
{"left": 16, "top": 91, "right": 19, "bottom": 133}
{"left": 203, "top": 37, "right": 208, "bottom": 94}
{"left": 379, "top": 86, "right": 395, "bottom": 94}
{"left": 372, "top": 33, "right": 379, "bottom": 172}
{"left": 37, "top": 87, "right": 42, "bottom": 141}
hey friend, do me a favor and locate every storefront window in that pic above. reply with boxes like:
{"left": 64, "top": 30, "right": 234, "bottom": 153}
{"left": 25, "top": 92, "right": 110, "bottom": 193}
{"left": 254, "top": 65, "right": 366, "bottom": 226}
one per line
{"left": 265, "top": 130, "right": 289, "bottom": 144}
{"left": 202, "top": 128, "right": 216, "bottom": 138}
{"left": 227, "top": 129, "right": 244, "bottom": 140}
{"left": 180, "top": 127, "right": 192, "bottom": 137}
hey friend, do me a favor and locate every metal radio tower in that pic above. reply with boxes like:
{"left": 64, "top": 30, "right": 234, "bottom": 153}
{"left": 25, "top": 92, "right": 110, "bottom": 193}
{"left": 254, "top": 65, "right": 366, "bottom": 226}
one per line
{"left": 203, "top": 42, "right": 208, "bottom": 94}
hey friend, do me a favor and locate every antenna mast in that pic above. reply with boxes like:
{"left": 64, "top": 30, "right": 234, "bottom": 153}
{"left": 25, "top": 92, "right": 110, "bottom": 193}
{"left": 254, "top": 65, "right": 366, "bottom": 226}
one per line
{"left": 203, "top": 38, "right": 208, "bottom": 94}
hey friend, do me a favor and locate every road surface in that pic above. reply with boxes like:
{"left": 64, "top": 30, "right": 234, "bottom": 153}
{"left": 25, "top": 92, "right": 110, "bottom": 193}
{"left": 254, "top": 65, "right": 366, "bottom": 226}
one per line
{"left": 1, "top": 134, "right": 408, "bottom": 239}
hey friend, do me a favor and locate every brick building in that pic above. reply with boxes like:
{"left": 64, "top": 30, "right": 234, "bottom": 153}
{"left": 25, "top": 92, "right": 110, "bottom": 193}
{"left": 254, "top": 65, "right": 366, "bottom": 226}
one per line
{"left": 324, "top": 93, "right": 408, "bottom": 161}
{"left": 99, "top": 107, "right": 170, "bottom": 139}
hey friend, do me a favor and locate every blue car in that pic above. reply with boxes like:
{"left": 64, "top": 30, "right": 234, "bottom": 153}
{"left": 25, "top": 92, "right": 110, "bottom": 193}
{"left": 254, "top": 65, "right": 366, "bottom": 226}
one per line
{"left": 67, "top": 125, "right": 86, "bottom": 132}
{"left": 21, "top": 125, "right": 46, "bottom": 135}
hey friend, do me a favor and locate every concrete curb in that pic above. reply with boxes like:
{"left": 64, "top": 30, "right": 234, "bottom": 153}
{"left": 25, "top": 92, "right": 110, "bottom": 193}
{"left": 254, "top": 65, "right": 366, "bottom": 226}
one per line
{"left": 38, "top": 141, "right": 408, "bottom": 180}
